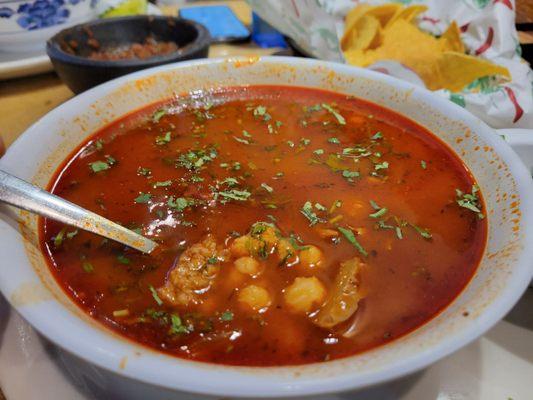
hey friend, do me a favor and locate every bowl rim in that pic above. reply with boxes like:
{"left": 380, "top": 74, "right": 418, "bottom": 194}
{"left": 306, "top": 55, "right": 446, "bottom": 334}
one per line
{"left": 1, "top": 56, "right": 532, "bottom": 398}
{"left": 45, "top": 15, "right": 211, "bottom": 68}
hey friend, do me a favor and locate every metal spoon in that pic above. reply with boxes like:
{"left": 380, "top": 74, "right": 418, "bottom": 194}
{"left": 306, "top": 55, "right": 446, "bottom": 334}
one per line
{"left": 0, "top": 169, "right": 157, "bottom": 254}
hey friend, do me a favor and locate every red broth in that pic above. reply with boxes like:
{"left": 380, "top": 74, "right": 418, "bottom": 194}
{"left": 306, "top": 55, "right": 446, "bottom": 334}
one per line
{"left": 41, "top": 86, "right": 486, "bottom": 366}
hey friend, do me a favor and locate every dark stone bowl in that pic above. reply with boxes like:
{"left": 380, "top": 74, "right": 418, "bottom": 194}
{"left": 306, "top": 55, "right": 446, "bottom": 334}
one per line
{"left": 47, "top": 16, "right": 210, "bottom": 94}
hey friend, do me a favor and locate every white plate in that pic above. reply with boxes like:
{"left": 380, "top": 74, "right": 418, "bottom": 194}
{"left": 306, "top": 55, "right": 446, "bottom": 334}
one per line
{"left": 0, "top": 288, "right": 531, "bottom": 400}
{"left": 0, "top": 50, "right": 52, "bottom": 81}
{"left": 0, "top": 4, "right": 163, "bottom": 81}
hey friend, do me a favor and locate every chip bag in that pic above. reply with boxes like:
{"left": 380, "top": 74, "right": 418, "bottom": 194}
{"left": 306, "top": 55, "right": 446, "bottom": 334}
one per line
{"left": 248, "top": 0, "right": 533, "bottom": 128}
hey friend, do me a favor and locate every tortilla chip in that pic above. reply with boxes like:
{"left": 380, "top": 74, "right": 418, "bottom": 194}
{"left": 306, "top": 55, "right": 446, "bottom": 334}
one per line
{"left": 342, "top": 3, "right": 508, "bottom": 92}
{"left": 343, "top": 48, "right": 370, "bottom": 66}
{"left": 344, "top": 4, "right": 373, "bottom": 38}
{"left": 341, "top": 15, "right": 381, "bottom": 52}
{"left": 440, "top": 21, "right": 465, "bottom": 53}
{"left": 359, "top": 19, "right": 444, "bottom": 88}
{"left": 366, "top": 4, "right": 402, "bottom": 26}
{"left": 386, "top": 5, "right": 428, "bottom": 27}
{"left": 438, "top": 51, "right": 511, "bottom": 92}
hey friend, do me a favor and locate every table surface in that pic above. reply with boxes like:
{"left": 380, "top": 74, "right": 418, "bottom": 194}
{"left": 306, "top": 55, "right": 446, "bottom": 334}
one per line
{"left": 0, "top": 1, "right": 532, "bottom": 399}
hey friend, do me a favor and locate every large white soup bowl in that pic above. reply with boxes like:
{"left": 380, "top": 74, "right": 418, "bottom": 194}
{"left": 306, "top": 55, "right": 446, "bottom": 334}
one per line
{"left": 0, "top": 57, "right": 532, "bottom": 398}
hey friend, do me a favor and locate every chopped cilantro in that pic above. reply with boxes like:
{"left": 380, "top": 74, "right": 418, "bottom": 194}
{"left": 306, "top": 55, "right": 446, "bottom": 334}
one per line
{"left": 261, "top": 183, "right": 274, "bottom": 193}
{"left": 371, "top": 132, "right": 383, "bottom": 140}
{"left": 105, "top": 155, "right": 116, "bottom": 165}
{"left": 369, "top": 207, "right": 387, "bottom": 218}
{"left": 374, "top": 161, "right": 389, "bottom": 170}
{"left": 154, "top": 180, "right": 172, "bottom": 188}
{"left": 82, "top": 261, "right": 94, "bottom": 273}
{"left": 89, "top": 160, "right": 110, "bottom": 173}
{"left": 395, "top": 226, "right": 403, "bottom": 240}
{"left": 134, "top": 192, "right": 152, "bottom": 204}
{"left": 168, "top": 196, "right": 192, "bottom": 212}
{"left": 149, "top": 285, "right": 163, "bottom": 306}
{"left": 301, "top": 201, "right": 322, "bottom": 226}
{"left": 233, "top": 136, "right": 251, "bottom": 145}
{"left": 155, "top": 132, "right": 171, "bottom": 145}
{"left": 338, "top": 227, "right": 368, "bottom": 256}
{"left": 321, "top": 103, "right": 346, "bottom": 125}
{"left": 169, "top": 314, "right": 189, "bottom": 334}
{"left": 176, "top": 147, "right": 217, "bottom": 171}
{"left": 95, "top": 139, "right": 104, "bottom": 151}
{"left": 66, "top": 230, "right": 78, "bottom": 239}
{"left": 137, "top": 167, "right": 151, "bottom": 176}
{"left": 53, "top": 227, "right": 66, "bottom": 248}
{"left": 220, "top": 177, "right": 239, "bottom": 187}
{"left": 342, "top": 170, "right": 359, "bottom": 182}
{"left": 152, "top": 109, "right": 166, "bottom": 123}
{"left": 242, "top": 130, "right": 252, "bottom": 138}
{"left": 116, "top": 254, "right": 130, "bottom": 265}
{"left": 328, "top": 137, "right": 340, "bottom": 144}
{"left": 313, "top": 149, "right": 324, "bottom": 155}
{"left": 220, "top": 311, "right": 234, "bottom": 321}
{"left": 411, "top": 224, "right": 432, "bottom": 239}
{"left": 421, "top": 160, "right": 427, "bottom": 169}
{"left": 314, "top": 202, "right": 327, "bottom": 211}
{"left": 456, "top": 185, "right": 484, "bottom": 219}
{"left": 253, "top": 105, "right": 271, "bottom": 121}
{"left": 287, "top": 140, "right": 295, "bottom": 148}
{"left": 300, "top": 138, "right": 311, "bottom": 146}
{"left": 217, "top": 189, "right": 251, "bottom": 202}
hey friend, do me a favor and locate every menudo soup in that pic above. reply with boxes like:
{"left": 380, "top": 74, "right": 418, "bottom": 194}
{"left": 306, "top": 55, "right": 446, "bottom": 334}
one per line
{"left": 41, "top": 86, "right": 486, "bottom": 366}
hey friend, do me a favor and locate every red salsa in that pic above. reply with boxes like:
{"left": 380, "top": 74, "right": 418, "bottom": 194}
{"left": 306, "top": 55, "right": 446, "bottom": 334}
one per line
{"left": 41, "top": 86, "right": 486, "bottom": 366}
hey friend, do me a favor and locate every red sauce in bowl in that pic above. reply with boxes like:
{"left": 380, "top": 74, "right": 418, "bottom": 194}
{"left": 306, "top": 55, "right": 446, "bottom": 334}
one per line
{"left": 41, "top": 86, "right": 486, "bottom": 366}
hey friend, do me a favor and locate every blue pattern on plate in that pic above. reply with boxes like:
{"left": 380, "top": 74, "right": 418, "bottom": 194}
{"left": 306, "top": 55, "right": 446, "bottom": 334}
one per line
{"left": 0, "top": 0, "right": 94, "bottom": 30}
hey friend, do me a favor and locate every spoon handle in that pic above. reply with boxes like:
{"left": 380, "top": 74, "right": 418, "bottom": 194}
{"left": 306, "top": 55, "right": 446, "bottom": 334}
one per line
{"left": 0, "top": 169, "right": 157, "bottom": 254}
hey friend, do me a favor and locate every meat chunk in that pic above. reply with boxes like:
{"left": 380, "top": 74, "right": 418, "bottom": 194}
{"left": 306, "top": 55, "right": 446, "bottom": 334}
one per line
{"left": 158, "top": 235, "right": 229, "bottom": 306}
{"left": 313, "top": 257, "right": 365, "bottom": 329}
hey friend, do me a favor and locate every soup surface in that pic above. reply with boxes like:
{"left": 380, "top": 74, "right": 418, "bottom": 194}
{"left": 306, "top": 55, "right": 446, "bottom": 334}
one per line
{"left": 41, "top": 86, "right": 487, "bottom": 366}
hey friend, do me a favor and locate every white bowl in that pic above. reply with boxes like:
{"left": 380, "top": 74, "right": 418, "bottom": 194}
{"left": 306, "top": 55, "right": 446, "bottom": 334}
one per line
{"left": 0, "top": 0, "right": 98, "bottom": 52}
{"left": 0, "top": 57, "right": 532, "bottom": 398}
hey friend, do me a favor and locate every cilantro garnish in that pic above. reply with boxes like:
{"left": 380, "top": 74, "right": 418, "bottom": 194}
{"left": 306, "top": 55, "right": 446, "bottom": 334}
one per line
{"left": 82, "top": 261, "right": 94, "bottom": 273}
{"left": 374, "top": 161, "right": 389, "bottom": 171}
{"left": 300, "top": 201, "right": 322, "bottom": 226}
{"left": 134, "top": 192, "right": 152, "bottom": 204}
{"left": 456, "top": 185, "right": 484, "bottom": 219}
{"left": 89, "top": 160, "right": 110, "bottom": 173}
{"left": 176, "top": 147, "right": 217, "bottom": 171}
{"left": 154, "top": 180, "right": 172, "bottom": 188}
{"left": 338, "top": 226, "right": 368, "bottom": 256}
{"left": 169, "top": 314, "right": 189, "bottom": 334}
{"left": 217, "top": 189, "right": 251, "bottom": 202}
{"left": 155, "top": 132, "right": 171, "bottom": 145}
{"left": 220, "top": 311, "right": 234, "bottom": 321}
{"left": 149, "top": 285, "right": 163, "bottom": 306}
{"left": 253, "top": 105, "right": 272, "bottom": 121}
{"left": 116, "top": 254, "right": 130, "bottom": 265}
{"left": 137, "top": 167, "right": 151, "bottom": 177}
{"left": 152, "top": 109, "right": 166, "bottom": 123}
{"left": 321, "top": 103, "right": 346, "bottom": 125}
{"left": 167, "top": 196, "right": 193, "bottom": 212}
{"left": 261, "top": 183, "right": 274, "bottom": 193}
{"left": 233, "top": 136, "right": 251, "bottom": 145}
